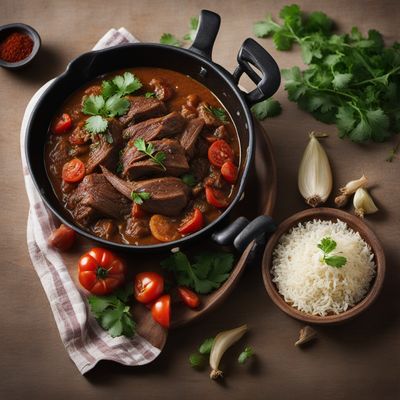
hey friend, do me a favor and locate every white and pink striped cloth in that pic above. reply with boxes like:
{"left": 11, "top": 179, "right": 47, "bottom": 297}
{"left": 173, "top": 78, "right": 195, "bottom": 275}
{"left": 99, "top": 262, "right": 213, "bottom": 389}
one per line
{"left": 20, "top": 28, "right": 162, "bottom": 374}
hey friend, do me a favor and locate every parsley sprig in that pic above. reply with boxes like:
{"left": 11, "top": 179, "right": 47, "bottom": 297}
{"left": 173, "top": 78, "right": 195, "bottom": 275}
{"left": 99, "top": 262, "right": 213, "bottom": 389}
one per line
{"left": 131, "top": 191, "right": 151, "bottom": 205}
{"left": 133, "top": 138, "right": 167, "bottom": 171}
{"left": 317, "top": 237, "right": 347, "bottom": 268}
{"left": 254, "top": 4, "right": 400, "bottom": 142}
{"left": 82, "top": 72, "right": 142, "bottom": 135}
{"left": 88, "top": 285, "right": 136, "bottom": 338}
{"left": 161, "top": 251, "right": 234, "bottom": 294}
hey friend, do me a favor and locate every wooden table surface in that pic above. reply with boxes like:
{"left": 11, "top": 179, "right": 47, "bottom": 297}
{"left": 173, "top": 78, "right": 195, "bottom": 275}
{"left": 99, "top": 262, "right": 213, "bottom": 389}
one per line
{"left": 1, "top": 1, "right": 399, "bottom": 399}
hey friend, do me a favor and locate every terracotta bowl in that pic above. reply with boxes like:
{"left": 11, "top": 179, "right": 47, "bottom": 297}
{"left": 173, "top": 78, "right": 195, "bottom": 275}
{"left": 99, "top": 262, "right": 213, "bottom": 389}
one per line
{"left": 262, "top": 208, "right": 385, "bottom": 324}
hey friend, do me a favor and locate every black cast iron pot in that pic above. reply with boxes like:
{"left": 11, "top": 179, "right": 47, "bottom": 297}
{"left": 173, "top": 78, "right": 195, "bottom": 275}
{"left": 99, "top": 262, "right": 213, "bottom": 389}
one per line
{"left": 25, "top": 10, "right": 280, "bottom": 252}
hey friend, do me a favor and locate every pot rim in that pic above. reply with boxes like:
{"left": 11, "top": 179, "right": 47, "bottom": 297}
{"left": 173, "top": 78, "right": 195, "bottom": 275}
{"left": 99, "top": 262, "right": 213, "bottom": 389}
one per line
{"left": 25, "top": 42, "right": 256, "bottom": 252}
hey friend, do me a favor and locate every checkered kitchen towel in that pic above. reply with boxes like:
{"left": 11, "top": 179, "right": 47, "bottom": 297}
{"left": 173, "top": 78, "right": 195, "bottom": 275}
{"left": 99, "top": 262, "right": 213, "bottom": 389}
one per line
{"left": 20, "top": 28, "right": 161, "bottom": 375}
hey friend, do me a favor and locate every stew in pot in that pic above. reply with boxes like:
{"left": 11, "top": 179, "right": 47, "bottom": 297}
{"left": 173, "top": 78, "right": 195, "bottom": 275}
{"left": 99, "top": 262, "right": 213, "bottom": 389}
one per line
{"left": 45, "top": 67, "right": 240, "bottom": 245}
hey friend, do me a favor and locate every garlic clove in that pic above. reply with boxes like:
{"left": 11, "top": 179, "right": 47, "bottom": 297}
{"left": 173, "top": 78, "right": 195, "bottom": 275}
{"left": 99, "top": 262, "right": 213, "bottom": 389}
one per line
{"left": 339, "top": 174, "right": 368, "bottom": 195}
{"left": 298, "top": 132, "right": 333, "bottom": 207}
{"left": 209, "top": 324, "right": 247, "bottom": 380}
{"left": 295, "top": 325, "right": 317, "bottom": 346}
{"left": 335, "top": 193, "right": 350, "bottom": 208}
{"left": 353, "top": 188, "right": 378, "bottom": 218}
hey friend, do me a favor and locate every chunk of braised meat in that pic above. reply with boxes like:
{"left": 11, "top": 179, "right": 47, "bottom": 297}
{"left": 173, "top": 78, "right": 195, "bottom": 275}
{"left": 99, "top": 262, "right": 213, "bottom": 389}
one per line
{"left": 67, "top": 173, "right": 130, "bottom": 226}
{"left": 197, "top": 102, "right": 223, "bottom": 127}
{"left": 178, "top": 118, "right": 205, "bottom": 158}
{"left": 122, "top": 138, "right": 189, "bottom": 179}
{"left": 125, "top": 218, "right": 150, "bottom": 239}
{"left": 192, "top": 183, "right": 204, "bottom": 197}
{"left": 93, "top": 219, "right": 116, "bottom": 240}
{"left": 101, "top": 166, "right": 190, "bottom": 217}
{"left": 149, "top": 78, "right": 174, "bottom": 101}
{"left": 122, "top": 111, "right": 186, "bottom": 142}
{"left": 119, "top": 96, "right": 167, "bottom": 127}
{"left": 85, "top": 119, "right": 123, "bottom": 174}
{"left": 186, "top": 94, "right": 200, "bottom": 108}
{"left": 194, "top": 137, "right": 210, "bottom": 158}
{"left": 48, "top": 137, "right": 70, "bottom": 177}
{"left": 181, "top": 104, "right": 197, "bottom": 120}
{"left": 61, "top": 180, "right": 77, "bottom": 195}
{"left": 190, "top": 157, "right": 210, "bottom": 181}
{"left": 69, "top": 121, "right": 92, "bottom": 146}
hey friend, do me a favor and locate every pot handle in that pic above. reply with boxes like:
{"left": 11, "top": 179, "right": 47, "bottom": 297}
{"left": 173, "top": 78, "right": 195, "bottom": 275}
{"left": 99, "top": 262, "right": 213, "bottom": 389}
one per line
{"left": 189, "top": 10, "right": 221, "bottom": 60}
{"left": 233, "top": 39, "right": 281, "bottom": 107}
{"left": 212, "top": 215, "right": 276, "bottom": 253}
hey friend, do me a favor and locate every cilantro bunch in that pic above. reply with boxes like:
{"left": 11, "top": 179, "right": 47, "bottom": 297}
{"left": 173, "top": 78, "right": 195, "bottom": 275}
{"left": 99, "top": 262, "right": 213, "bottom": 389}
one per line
{"left": 161, "top": 251, "right": 234, "bottom": 294}
{"left": 83, "top": 72, "right": 142, "bottom": 134}
{"left": 254, "top": 4, "right": 400, "bottom": 142}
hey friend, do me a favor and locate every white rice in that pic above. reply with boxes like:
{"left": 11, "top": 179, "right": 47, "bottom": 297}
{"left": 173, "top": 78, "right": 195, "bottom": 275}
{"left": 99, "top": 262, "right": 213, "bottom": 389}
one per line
{"left": 271, "top": 219, "right": 376, "bottom": 316}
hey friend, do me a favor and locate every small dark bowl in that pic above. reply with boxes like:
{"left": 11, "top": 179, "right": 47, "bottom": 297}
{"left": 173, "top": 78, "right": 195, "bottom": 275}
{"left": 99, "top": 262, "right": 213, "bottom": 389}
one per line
{"left": 0, "top": 23, "right": 41, "bottom": 69}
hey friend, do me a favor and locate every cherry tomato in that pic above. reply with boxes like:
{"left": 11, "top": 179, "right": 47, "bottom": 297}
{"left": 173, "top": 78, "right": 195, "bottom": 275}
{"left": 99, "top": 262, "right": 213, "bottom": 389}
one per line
{"left": 178, "top": 287, "right": 200, "bottom": 309}
{"left": 78, "top": 247, "right": 126, "bottom": 295}
{"left": 132, "top": 203, "right": 146, "bottom": 219}
{"left": 62, "top": 158, "right": 85, "bottom": 183}
{"left": 208, "top": 139, "right": 234, "bottom": 167}
{"left": 47, "top": 224, "right": 76, "bottom": 251}
{"left": 151, "top": 294, "right": 170, "bottom": 328}
{"left": 53, "top": 113, "right": 72, "bottom": 135}
{"left": 205, "top": 186, "right": 228, "bottom": 208}
{"left": 178, "top": 208, "right": 204, "bottom": 235}
{"left": 221, "top": 161, "right": 238, "bottom": 184}
{"left": 134, "top": 272, "right": 164, "bottom": 304}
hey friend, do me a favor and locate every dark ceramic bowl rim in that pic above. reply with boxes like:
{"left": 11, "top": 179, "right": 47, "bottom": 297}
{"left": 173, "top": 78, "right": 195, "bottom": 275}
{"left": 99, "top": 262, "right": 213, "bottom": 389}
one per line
{"left": 25, "top": 42, "right": 256, "bottom": 252}
{"left": 0, "top": 23, "right": 41, "bottom": 68}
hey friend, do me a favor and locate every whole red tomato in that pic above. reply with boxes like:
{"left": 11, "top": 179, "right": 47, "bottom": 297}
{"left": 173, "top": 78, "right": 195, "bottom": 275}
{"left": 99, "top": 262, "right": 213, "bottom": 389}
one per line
{"left": 78, "top": 247, "right": 126, "bottom": 295}
{"left": 134, "top": 272, "right": 164, "bottom": 304}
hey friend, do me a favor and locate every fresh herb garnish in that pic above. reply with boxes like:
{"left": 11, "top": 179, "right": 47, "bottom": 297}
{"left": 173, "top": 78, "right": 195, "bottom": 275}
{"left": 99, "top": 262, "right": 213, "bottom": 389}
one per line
{"left": 182, "top": 173, "right": 197, "bottom": 187}
{"left": 84, "top": 115, "right": 109, "bottom": 134}
{"left": 251, "top": 98, "right": 282, "bottom": 120}
{"left": 207, "top": 106, "right": 228, "bottom": 123}
{"left": 199, "top": 337, "right": 215, "bottom": 355}
{"left": 238, "top": 347, "right": 255, "bottom": 364}
{"left": 183, "top": 17, "right": 199, "bottom": 41}
{"left": 160, "top": 33, "right": 182, "bottom": 47}
{"left": 131, "top": 191, "right": 151, "bottom": 205}
{"left": 317, "top": 237, "right": 347, "bottom": 268}
{"left": 189, "top": 353, "right": 207, "bottom": 369}
{"left": 145, "top": 91, "right": 156, "bottom": 98}
{"left": 133, "top": 138, "right": 167, "bottom": 171}
{"left": 386, "top": 142, "right": 399, "bottom": 162}
{"left": 254, "top": 4, "right": 400, "bottom": 143}
{"left": 88, "top": 286, "right": 136, "bottom": 338}
{"left": 161, "top": 251, "right": 234, "bottom": 294}
{"left": 112, "top": 72, "right": 143, "bottom": 96}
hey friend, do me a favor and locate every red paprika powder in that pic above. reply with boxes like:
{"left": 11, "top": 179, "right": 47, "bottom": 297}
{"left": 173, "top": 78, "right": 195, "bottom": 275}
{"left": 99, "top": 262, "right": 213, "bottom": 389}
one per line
{"left": 0, "top": 31, "right": 34, "bottom": 62}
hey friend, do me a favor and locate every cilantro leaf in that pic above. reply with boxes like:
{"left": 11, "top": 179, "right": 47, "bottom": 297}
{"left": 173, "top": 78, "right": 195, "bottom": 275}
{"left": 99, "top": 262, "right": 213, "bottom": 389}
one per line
{"left": 238, "top": 347, "right": 255, "bottom": 364}
{"left": 251, "top": 98, "right": 282, "bottom": 120}
{"left": 112, "top": 72, "right": 142, "bottom": 96}
{"left": 181, "top": 174, "right": 197, "bottom": 187}
{"left": 317, "top": 237, "right": 347, "bottom": 268}
{"left": 317, "top": 237, "right": 337, "bottom": 254}
{"left": 183, "top": 17, "right": 199, "bottom": 41}
{"left": 131, "top": 191, "right": 151, "bottom": 205}
{"left": 207, "top": 106, "right": 228, "bottom": 123}
{"left": 253, "top": 15, "right": 280, "bottom": 37}
{"left": 332, "top": 73, "right": 353, "bottom": 89}
{"left": 189, "top": 353, "right": 207, "bottom": 369}
{"left": 133, "top": 138, "right": 167, "bottom": 170}
{"left": 161, "top": 251, "right": 234, "bottom": 294}
{"left": 199, "top": 337, "right": 215, "bottom": 355}
{"left": 82, "top": 95, "right": 105, "bottom": 116}
{"left": 105, "top": 94, "right": 130, "bottom": 117}
{"left": 304, "top": 11, "right": 333, "bottom": 35}
{"left": 84, "top": 115, "right": 108, "bottom": 134}
{"left": 101, "top": 80, "right": 117, "bottom": 99}
{"left": 324, "top": 255, "right": 347, "bottom": 268}
{"left": 160, "top": 33, "right": 181, "bottom": 47}
{"left": 145, "top": 91, "right": 156, "bottom": 98}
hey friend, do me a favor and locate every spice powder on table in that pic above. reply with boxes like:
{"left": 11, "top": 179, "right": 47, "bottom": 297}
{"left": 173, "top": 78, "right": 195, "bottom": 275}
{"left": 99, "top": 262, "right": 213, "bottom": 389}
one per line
{"left": 0, "top": 31, "right": 34, "bottom": 62}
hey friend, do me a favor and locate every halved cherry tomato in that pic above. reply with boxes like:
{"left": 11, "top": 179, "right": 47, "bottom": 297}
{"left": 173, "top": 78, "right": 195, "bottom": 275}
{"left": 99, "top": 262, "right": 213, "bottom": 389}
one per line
{"left": 205, "top": 186, "right": 228, "bottom": 208}
{"left": 134, "top": 272, "right": 164, "bottom": 304}
{"left": 132, "top": 203, "right": 146, "bottom": 219}
{"left": 151, "top": 294, "right": 170, "bottom": 328}
{"left": 178, "top": 208, "right": 204, "bottom": 235}
{"left": 48, "top": 224, "right": 76, "bottom": 251}
{"left": 62, "top": 158, "right": 85, "bottom": 183}
{"left": 208, "top": 139, "right": 234, "bottom": 167}
{"left": 53, "top": 113, "right": 72, "bottom": 135}
{"left": 178, "top": 287, "right": 200, "bottom": 309}
{"left": 221, "top": 161, "right": 238, "bottom": 184}
{"left": 78, "top": 247, "right": 126, "bottom": 295}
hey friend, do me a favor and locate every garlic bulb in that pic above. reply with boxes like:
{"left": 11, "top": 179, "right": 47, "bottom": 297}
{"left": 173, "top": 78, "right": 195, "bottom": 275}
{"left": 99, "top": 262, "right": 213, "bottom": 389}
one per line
{"left": 353, "top": 188, "right": 378, "bottom": 217}
{"left": 209, "top": 324, "right": 247, "bottom": 380}
{"left": 340, "top": 174, "right": 368, "bottom": 195}
{"left": 298, "top": 132, "right": 332, "bottom": 207}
